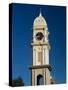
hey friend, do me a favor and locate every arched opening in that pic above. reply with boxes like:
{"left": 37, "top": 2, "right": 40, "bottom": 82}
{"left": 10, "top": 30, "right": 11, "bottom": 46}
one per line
{"left": 37, "top": 74, "right": 43, "bottom": 85}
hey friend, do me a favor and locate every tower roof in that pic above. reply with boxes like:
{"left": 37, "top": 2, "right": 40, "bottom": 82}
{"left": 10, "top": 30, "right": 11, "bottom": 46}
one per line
{"left": 33, "top": 10, "right": 47, "bottom": 28}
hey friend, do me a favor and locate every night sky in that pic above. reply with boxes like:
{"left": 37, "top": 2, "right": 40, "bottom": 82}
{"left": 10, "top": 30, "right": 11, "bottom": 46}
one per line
{"left": 12, "top": 3, "right": 66, "bottom": 86}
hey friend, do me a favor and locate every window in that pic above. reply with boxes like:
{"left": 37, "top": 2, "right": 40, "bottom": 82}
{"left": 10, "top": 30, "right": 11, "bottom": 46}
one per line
{"left": 38, "top": 51, "right": 43, "bottom": 64}
{"left": 37, "top": 75, "right": 43, "bottom": 85}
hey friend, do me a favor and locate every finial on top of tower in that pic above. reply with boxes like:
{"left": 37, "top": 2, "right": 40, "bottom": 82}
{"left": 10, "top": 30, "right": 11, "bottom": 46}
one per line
{"left": 39, "top": 8, "right": 42, "bottom": 16}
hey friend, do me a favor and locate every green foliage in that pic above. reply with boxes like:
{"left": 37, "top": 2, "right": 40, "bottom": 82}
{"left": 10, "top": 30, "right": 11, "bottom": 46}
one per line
{"left": 12, "top": 77, "right": 24, "bottom": 87}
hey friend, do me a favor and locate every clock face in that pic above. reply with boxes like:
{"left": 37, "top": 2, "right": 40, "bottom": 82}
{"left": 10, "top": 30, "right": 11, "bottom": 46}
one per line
{"left": 36, "top": 32, "right": 44, "bottom": 40}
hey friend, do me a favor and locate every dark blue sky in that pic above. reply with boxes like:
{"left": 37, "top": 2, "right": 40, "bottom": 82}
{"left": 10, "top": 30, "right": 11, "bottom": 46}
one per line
{"left": 12, "top": 3, "right": 66, "bottom": 86}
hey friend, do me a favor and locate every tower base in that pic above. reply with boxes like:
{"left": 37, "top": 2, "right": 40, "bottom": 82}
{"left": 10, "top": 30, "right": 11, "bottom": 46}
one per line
{"left": 29, "top": 65, "right": 52, "bottom": 85}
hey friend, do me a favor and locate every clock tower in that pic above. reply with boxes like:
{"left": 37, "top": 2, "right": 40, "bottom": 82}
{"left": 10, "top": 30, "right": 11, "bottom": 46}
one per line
{"left": 29, "top": 11, "right": 54, "bottom": 85}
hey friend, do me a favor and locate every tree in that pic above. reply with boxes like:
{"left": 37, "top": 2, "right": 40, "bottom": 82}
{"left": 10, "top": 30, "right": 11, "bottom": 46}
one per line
{"left": 12, "top": 77, "right": 24, "bottom": 87}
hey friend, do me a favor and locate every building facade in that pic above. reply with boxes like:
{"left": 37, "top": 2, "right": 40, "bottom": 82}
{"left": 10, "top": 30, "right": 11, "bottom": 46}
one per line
{"left": 29, "top": 11, "right": 55, "bottom": 85}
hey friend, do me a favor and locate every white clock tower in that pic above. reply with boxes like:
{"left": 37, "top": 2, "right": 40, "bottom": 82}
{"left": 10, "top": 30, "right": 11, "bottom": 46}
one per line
{"left": 29, "top": 11, "right": 54, "bottom": 85}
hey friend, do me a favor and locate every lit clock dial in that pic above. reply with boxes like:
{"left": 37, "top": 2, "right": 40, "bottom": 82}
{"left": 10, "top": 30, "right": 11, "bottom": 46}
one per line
{"left": 36, "top": 32, "right": 44, "bottom": 40}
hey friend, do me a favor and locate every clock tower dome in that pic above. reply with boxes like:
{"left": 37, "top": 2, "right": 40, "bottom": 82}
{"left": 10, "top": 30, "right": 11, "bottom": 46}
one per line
{"left": 29, "top": 11, "right": 54, "bottom": 85}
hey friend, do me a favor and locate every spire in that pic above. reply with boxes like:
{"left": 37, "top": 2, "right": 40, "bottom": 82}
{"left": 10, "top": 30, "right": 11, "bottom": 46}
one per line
{"left": 39, "top": 8, "right": 42, "bottom": 16}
